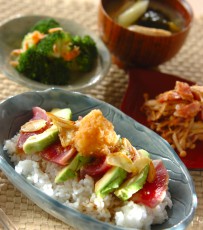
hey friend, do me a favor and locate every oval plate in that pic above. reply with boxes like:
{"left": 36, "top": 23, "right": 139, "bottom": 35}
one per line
{"left": 0, "top": 89, "right": 197, "bottom": 230}
{"left": 0, "top": 15, "right": 111, "bottom": 91}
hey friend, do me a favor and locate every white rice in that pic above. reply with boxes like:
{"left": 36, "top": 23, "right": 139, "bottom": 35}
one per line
{"left": 4, "top": 135, "right": 172, "bottom": 229}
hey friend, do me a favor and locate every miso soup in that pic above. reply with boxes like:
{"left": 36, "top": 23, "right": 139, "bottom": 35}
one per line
{"left": 106, "top": 0, "right": 185, "bottom": 34}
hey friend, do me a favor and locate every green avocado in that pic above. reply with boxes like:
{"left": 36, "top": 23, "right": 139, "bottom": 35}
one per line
{"left": 23, "top": 125, "right": 59, "bottom": 154}
{"left": 95, "top": 166, "right": 127, "bottom": 198}
{"left": 55, "top": 153, "right": 91, "bottom": 183}
{"left": 114, "top": 165, "right": 149, "bottom": 201}
{"left": 51, "top": 108, "right": 72, "bottom": 120}
{"left": 23, "top": 108, "right": 72, "bottom": 154}
{"left": 138, "top": 149, "right": 150, "bottom": 157}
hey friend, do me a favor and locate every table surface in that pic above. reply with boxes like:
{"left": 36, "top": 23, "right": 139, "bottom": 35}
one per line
{"left": 0, "top": 0, "right": 203, "bottom": 230}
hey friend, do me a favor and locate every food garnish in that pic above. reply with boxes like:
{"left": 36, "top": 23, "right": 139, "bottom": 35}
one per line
{"left": 142, "top": 81, "right": 203, "bottom": 157}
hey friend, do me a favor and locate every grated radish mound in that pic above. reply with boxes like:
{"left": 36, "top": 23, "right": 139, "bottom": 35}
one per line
{"left": 74, "top": 110, "right": 119, "bottom": 156}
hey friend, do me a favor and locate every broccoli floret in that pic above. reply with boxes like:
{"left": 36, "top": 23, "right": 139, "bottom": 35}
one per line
{"left": 36, "top": 31, "right": 72, "bottom": 57}
{"left": 34, "top": 31, "right": 98, "bottom": 73}
{"left": 13, "top": 19, "right": 98, "bottom": 86}
{"left": 21, "top": 31, "right": 45, "bottom": 51}
{"left": 30, "top": 18, "right": 60, "bottom": 33}
{"left": 67, "top": 35, "right": 98, "bottom": 72}
{"left": 16, "top": 31, "right": 73, "bottom": 85}
{"left": 21, "top": 32, "right": 36, "bottom": 50}
{"left": 16, "top": 46, "right": 70, "bottom": 85}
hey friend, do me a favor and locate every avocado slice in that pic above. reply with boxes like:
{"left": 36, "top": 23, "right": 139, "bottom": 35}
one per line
{"left": 114, "top": 165, "right": 149, "bottom": 201}
{"left": 23, "top": 125, "right": 59, "bottom": 154}
{"left": 95, "top": 166, "right": 127, "bottom": 198}
{"left": 55, "top": 153, "right": 91, "bottom": 183}
{"left": 22, "top": 108, "right": 72, "bottom": 154}
{"left": 138, "top": 149, "right": 150, "bottom": 157}
{"left": 51, "top": 108, "right": 72, "bottom": 120}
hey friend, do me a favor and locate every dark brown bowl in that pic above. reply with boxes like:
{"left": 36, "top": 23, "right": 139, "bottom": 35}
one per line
{"left": 98, "top": 0, "right": 193, "bottom": 68}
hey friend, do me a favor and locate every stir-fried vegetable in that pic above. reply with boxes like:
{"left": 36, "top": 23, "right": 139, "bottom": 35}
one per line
{"left": 142, "top": 81, "right": 203, "bottom": 157}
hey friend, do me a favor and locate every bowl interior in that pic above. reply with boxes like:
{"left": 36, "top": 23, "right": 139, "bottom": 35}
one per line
{"left": 98, "top": 0, "right": 193, "bottom": 67}
{"left": 102, "top": 0, "right": 193, "bottom": 28}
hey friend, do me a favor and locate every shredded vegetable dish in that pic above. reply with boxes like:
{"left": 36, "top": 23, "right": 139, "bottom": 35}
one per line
{"left": 142, "top": 81, "right": 203, "bottom": 157}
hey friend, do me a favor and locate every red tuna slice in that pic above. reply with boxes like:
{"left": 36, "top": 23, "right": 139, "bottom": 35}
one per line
{"left": 31, "top": 107, "right": 50, "bottom": 121}
{"left": 79, "top": 155, "right": 111, "bottom": 180}
{"left": 40, "top": 142, "right": 77, "bottom": 166}
{"left": 16, "top": 107, "right": 51, "bottom": 153}
{"left": 131, "top": 160, "right": 169, "bottom": 208}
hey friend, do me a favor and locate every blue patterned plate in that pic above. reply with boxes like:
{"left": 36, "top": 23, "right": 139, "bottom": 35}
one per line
{"left": 0, "top": 89, "right": 197, "bottom": 230}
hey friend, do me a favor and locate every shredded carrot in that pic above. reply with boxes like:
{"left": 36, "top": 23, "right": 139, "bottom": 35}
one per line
{"left": 62, "top": 46, "right": 80, "bottom": 61}
{"left": 48, "top": 27, "right": 63, "bottom": 33}
{"left": 10, "top": 61, "right": 19, "bottom": 67}
{"left": 10, "top": 49, "right": 22, "bottom": 56}
{"left": 24, "top": 42, "right": 29, "bottom": 51}
{"left": 32, "top": 31, "right": 45, "bottom": 44}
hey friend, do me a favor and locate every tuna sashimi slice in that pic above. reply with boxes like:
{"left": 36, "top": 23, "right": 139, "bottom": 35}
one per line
{"left": 31, "top": 107, "right": 49, "bottom": 121}
{"left": 79, "top": 156, "right": 111, "bottom": 179}
{"left": 131, "top": 160, "right": 169, "bottom": 208}
{"left": 16, "top": 107, "right": 50, "bottom": 153}
{"left": 40, "top": 142, "right": 77, "bottom": 166}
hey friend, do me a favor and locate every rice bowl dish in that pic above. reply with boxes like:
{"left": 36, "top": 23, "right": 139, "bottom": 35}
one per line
{"left": 4, "top": 137, "right": 172, "bottom": 229}
{"left": 0, "top": 90, "right": 197, "bottom": 229}
{"left": 3, "top": 106, "right": 172, "bottom": 230}
{"left": 4, "top": 151, "right": 172, "bottom": 229}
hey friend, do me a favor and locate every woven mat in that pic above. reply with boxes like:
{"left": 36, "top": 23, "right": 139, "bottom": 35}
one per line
{"left": 0, "top": 0, "right": 203, "bottom": 229}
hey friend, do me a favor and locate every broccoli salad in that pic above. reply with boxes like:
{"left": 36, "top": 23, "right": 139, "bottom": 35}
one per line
{"left": 4, "top": 107, "right": 172, "bottom": 229}
{"left": 10, "top": 18, "right": 98, "bottom": 85}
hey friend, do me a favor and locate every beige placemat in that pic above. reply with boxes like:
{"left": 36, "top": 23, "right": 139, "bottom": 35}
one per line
{"left": 0, "top": 0, "right": 203, "bottom": 229}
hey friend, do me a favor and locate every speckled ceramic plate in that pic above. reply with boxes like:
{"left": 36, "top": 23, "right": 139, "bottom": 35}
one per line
{"left": 0, "top": 89, "right": 197, "bottom": 230}
{"left": 0, "top": 15, "right": 111, "bottom": 91}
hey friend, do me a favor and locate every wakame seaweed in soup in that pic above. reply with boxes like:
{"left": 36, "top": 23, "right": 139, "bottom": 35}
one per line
{"left": 107, "top": 0, "right": 185, "bottom": 33}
